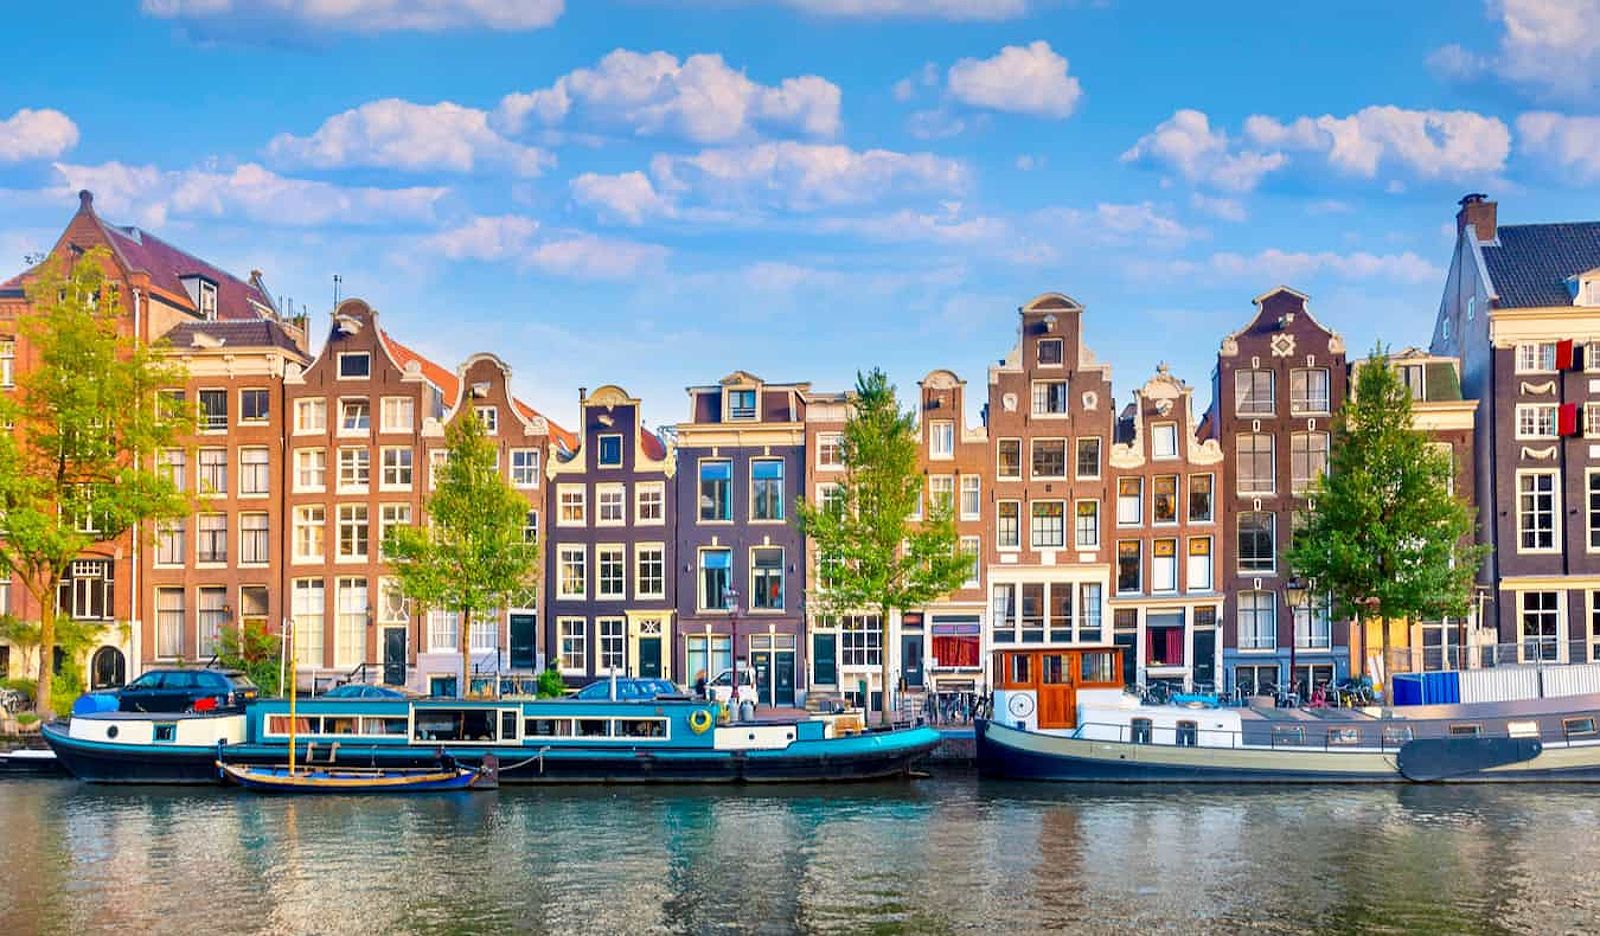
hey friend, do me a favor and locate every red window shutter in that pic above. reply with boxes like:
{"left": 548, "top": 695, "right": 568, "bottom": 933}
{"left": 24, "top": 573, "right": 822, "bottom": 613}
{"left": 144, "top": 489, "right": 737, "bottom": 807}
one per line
{"left": 1558, "top": 339, "right": 1575, "bottom": 370}
{"left": 1560, "top": 402, "right": 1580, "bottom": 437}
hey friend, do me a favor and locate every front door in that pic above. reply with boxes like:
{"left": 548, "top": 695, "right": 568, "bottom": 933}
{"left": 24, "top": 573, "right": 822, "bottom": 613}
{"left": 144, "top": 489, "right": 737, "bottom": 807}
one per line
{"left": 383, "top": 627, "right": 407, "bottom": 686}
{"left": 901, "top": 634, "right": 924, "bottom": 689}
{"left": 509, "top": 614, "right": 537, "bottom": 670}
{"left": 812, "top": 633, "right": 837, "bottom": 686}
{"left": 751, "top": 651, "right": 773, "bottom": 706}
{"left": 1037, "top": 653, "right": 1076, "bottom": 729}
{"left": 1193, "top": 628, "right": 1217, "bottom": 690}
{"left": 773, "top": 651, "right": 795, "bottom": 706}
{"left": 638, "top": 637, "right": 662, "bottom": 678}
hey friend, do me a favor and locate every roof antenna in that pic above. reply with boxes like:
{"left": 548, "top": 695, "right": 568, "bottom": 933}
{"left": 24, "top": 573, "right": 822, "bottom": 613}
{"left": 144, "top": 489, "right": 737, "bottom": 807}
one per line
{"left": 333, "top": 273, "right": 342, "bottom": 308}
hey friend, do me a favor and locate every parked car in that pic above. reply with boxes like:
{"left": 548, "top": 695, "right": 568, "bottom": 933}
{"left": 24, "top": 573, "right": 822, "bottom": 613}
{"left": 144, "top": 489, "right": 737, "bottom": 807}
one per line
{"left": 706, "top": 668, "right": 759, "bottom": 705}
{"left": 573, "top": 678, "right": 682, "bottom": 701}
{"left": 113, "top": 669, "right": 259, "bottom": 714}
{"left": 322, "top": 683, "right": 409, "bottom": 700}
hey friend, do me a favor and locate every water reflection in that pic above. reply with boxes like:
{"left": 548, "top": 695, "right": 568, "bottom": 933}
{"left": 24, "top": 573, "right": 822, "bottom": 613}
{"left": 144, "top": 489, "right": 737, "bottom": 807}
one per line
{"left": 2, "top": 776, "right": 1599, "bottom": 934}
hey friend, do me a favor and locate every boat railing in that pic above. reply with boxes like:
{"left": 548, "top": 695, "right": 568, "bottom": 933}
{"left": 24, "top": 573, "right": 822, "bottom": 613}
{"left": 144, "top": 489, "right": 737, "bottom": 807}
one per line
{"left": 1072, "top": 716, "right": 1600, "bottom": 752}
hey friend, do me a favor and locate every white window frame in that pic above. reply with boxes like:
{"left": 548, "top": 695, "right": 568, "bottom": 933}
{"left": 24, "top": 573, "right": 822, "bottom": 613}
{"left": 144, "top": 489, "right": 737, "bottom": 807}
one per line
{"left": 510, "top": 448, "right": 540, "bottom": 488}
{"left": 380, "top": 446, "right": 413, "bottom": 490}
{"left": 293, "top": 505, "right": 326, "bottom": 563}
{"left": 558, "top": 484, "right": 587, "bottom": 527}
{"left": 337, "top": 351, "right": 371, "bottom": 380}
{"left": 959, "top": 475, "right": 981, "bottom": 520}
{"left": 1515, "top": 404, "right": 1558, "bottom": 440}
{"left": 929, "top": 421, "right": 955, "bottom": 459}
{"left": 596, "top": 544, "right": 626, "bottom": 599}
{"left": 337, "top": 446, "right": 371, "bottom": 491}
{"left": 1518, "top": 470, "right": 1559, "bottom": 554}
{"left": 339, "top": 398, "right": 371, "bottom": 435}
{"left": 1289, "top": 368, "right": 1331, "bottom": 416}
{"left": 1031, "top": 379, "right": 1069, "bottom": 416}
{"left": 558, "top": 617, "right": 587, "bottom": 674}
{"left": 595, "top": 482, "right": 626, "bottom": 527}
{"left": 636, "top": 481, "right": 665, "bottom": 525}
{"left": 1516, "top": 342, "right": 1558, "bottom": 374}
{"left": 636, "top": 543, "right": 666, "bottom": 599}
{"left": 557, "top": 545, "right": 587, "bottom": 600}
{"left": 1151, "top": 423, "right": 1179, "bottom": 460}
{"left": 475, "top": 405, "right": 498, "bottom": 434}
{"left": 1187, "top": 536, "right": 1213, "bottom": 591}
{"left": 380, "top": 396, "right": 415, "bottom": 433}
{"left": 239, "top": 446, "right": 271, "bottom": 497}
{"left": 336, "top": 503, "right": 369, "bottom": 562}
{"left": 1075, "top": 499, "right": 1100, "bottom": 548}
{"left": 294, "top": 398, "right": 327, "bottom": 435}
{"left": 817, "top": 432, "right": 844, "bottom": 470}
{"left": 997, "top": 500, "right": 1021, "bottom": 551}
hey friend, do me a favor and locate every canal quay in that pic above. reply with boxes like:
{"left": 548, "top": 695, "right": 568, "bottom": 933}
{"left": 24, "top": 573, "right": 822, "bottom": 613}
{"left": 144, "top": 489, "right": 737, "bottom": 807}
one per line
{"left": 2, "top": 772, "right": 1598, "bottom": 935}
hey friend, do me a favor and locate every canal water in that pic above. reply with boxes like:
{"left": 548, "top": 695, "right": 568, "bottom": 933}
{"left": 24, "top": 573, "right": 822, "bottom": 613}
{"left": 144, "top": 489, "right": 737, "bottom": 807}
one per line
{"left": 0, "top": 774, "right": 1593, "bottom": 934}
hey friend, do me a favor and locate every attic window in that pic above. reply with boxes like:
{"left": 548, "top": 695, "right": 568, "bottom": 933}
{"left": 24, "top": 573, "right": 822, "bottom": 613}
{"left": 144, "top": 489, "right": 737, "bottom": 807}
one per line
{"left": 1038, "top": 338, "right": 1064, "bottom": 367}
{"left": 198, "top": 281, "right": 217, "bottom": 320}
{"left": 338, "top": 352, "right": 371, "bottom": 379}
{"left": 727, "top": 388, "right": 757, "bottom": 421}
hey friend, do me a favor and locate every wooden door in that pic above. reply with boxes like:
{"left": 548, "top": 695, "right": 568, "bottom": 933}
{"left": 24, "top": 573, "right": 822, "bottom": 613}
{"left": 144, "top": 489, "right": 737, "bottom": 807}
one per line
{"left": 1037, "top": 653, "right": 1076, "bottom": 729}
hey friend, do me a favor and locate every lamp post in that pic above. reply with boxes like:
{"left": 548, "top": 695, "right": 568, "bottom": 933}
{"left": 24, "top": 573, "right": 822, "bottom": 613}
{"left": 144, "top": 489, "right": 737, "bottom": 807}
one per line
{"left": 1284, "top": 575, "right": 1308, "bottom": 705}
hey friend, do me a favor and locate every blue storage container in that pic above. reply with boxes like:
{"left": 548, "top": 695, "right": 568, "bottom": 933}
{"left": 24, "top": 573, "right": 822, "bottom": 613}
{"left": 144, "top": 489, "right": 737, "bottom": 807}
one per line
{"left": 1422, "top": 671, "right": 1461, "bottom": 705}
{"left": 1392, "top": 674, "right": 1424, "bottom": 706}
{"left": 70, "top": 692, "right": 119, "bottom": 716}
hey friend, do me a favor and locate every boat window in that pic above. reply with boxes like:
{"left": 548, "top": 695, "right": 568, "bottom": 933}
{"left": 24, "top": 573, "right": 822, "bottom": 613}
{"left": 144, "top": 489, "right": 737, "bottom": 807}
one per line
{"left": 1380, "top": 726, "right": 1413, "bottom": 747}
{"left": 616, "top": 718, "right": 667, "bottom": 738}
{"left": 1448, "top": 723, "right": 1482, "bottom": 737}
{"left": 323, "top": 716, "right": 360, "bottom": 735}
{"left": 1507, "top": 720, "right": 1540, "bottom": 739}
{"left": 1131, "top": 718, "right": 1153, "bottom": 744}
{"left": 414, "top": 709, "right": 499, "bottom": 743}
{"left": 500, "top": 710, "right": 520, "bottom": 741}
{"left": 576, "top": 718, "right": 611, "bottom": 738}
{"left": 1040, "top": 655, "right": 1067, "bottom": 684}
{"left": 1271, "top": 726, "right": 1305, "bottom": 747}
{"left": 1008, "top": 654, "right": 1032, "bottom": 687}
{"left": 1326, "top": 727, "right": 1362, "bottom": 746}
{"left": 525, "top": 718, "right": 575, "bottom": 737}
{"left": 1079, "top": 650, "right": 1117, "bottom": 685}
{"left": 1176, "top": 721, "right": 1199, "bottom": 747}
{"left": 267, "top": 716, "right": 320, "bottom": 735}
{"left": 1564, "top": 717, "right": 1598, "bottom": 738}
{"left": 361, "top": 717, "right": 408, "bottom": 736}
{"left": 153, "top": 723, "right": 177, "bottom": 743}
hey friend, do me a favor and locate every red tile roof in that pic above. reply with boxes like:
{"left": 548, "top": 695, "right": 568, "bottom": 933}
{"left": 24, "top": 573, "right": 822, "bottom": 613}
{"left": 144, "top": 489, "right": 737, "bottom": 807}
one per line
{"left": 379, "top": 331, "right": 459, "bottom": 401}
{"left": 640, "top": 428, "right": 667, "bottom": 460}
{"left": 513, "top": 398, "right": 578, "bottom": 451}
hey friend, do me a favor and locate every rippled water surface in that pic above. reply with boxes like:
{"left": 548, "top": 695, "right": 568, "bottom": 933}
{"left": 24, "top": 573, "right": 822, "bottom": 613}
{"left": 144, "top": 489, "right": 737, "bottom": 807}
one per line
{"left": 1, "top": 773, "right": 1597, "bottom": 934}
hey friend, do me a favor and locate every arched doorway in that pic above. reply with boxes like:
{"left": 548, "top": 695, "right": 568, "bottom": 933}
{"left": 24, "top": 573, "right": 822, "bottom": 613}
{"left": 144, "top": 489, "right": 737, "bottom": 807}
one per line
{"left": 90, "top": 646, "right": 126, "bottom": 690}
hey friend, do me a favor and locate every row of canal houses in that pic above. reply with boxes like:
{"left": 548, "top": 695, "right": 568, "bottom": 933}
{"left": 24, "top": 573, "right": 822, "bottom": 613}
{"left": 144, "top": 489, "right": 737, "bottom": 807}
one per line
{"left": 0, "top": 190, "right": 1589, "bottom": 713}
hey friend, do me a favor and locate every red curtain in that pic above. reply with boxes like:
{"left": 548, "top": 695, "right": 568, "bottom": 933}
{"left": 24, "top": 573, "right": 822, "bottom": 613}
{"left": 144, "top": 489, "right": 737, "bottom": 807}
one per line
{"left": 932, "top": 635, "right": 979, "bottom": 668}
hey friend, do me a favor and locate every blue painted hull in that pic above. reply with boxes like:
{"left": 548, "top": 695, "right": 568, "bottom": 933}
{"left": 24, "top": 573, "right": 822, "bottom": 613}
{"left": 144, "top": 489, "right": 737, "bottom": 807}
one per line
{"left": 43, "top": 721, "right": 941, "bottom": 785}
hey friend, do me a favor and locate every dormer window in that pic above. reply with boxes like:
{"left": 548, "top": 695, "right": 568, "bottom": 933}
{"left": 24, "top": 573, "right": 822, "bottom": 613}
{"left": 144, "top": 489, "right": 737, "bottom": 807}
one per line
{"left": 338, "top": 352, "right": 371, "bottom": 379}
{"left": 1569, "top": 270, "right": 1600, "bottom": 307}
{"left": 727, "top": 388, "right": 757, "bottom": 421}
{"left": 198, "top": 281, "right": 217, "bottom": 320}
{"left": 1038, "top": 338, "right": 1064, "bottom": 367}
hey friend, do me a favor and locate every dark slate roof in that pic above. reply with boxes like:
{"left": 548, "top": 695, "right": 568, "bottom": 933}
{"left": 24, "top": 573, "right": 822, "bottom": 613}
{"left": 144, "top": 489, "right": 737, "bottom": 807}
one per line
{"left": 101, "top": 222, "right": 275, "bottom": 321}
{"left": 163, "top": 319, "right": 305, "bottom": 356}
{"left": 1114, "top": 402, "right": 1136, "bottom": 446}
{"left": 1483, "top": 222, "right": 1600, "bottom": 309}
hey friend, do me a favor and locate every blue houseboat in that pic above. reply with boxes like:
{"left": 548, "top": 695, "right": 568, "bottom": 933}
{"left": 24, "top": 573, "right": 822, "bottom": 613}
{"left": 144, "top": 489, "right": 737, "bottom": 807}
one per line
{"left": 43, "top": 690, "right": 940, "bottom": 785}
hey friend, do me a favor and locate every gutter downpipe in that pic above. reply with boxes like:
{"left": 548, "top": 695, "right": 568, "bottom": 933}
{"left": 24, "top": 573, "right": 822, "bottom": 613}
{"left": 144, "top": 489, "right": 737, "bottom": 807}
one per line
{"left": 130, "top": 286, "right": 143, "bottom": 681}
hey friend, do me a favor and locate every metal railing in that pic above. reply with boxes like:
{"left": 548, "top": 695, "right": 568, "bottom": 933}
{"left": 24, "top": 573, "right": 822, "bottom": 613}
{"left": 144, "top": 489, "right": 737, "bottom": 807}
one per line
{"left": 1072, "top": 712, "right": 1600, "bottom": 753}
{"left": 1378, "top": 640, "right": 1600, "bottom": 674}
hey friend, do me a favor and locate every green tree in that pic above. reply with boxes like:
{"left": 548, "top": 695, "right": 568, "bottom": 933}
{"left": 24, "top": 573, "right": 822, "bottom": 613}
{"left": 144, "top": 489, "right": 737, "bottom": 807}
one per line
{"left": 383, "top": 414, "right": 537, "bottom": 697}
{"left": 217, "top": 619, "right": 285, "bottom": 697}
{"left": 796, "top": 369, "right": 970, "bottom": 725}
{"left": 0, "top": 248, "right": 190, "bottom": 718}
{"left": 1286, "top": 348, "right": 1487, "bottom": 696}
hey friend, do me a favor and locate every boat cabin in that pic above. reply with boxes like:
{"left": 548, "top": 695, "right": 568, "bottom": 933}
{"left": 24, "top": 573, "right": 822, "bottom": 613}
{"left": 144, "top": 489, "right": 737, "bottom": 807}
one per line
{"left": 991, "top": 647, "right": 1126, "bottom": 732}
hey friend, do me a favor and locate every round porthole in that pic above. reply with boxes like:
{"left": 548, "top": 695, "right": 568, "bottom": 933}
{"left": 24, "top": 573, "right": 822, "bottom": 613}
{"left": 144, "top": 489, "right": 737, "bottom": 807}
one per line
{"left": 105, "top": 725, "right": 118, "bottom": 739}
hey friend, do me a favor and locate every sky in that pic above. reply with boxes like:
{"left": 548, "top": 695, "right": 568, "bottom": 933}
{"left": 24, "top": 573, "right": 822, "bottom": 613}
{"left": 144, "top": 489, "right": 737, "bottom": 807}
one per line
{"left": 2, "top": 0, "right": 1598, "bottom": 432}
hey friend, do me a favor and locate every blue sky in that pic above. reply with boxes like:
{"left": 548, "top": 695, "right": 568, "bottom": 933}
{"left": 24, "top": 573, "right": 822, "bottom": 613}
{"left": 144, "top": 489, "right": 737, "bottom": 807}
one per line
{"left": 2, "top": 0, "right": 1597, "bottom": 431}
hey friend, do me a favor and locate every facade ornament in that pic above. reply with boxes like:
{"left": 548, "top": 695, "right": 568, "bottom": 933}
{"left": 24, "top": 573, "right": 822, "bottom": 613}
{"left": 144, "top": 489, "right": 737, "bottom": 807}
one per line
{"left": 1002, "top": 392, "right": 1018, "bottom": 412}
{"left": 1521, "top": 445, "right": 1559, "bottom": 461}
{"left": 1520, "top": 380, "right": 1557, "bottom": 396}
{"left": 1082, "top": 390, "right": 1098, "bottom": 411}
{"left": 1270, "top": 333, "right": 1296, "bottom": 357}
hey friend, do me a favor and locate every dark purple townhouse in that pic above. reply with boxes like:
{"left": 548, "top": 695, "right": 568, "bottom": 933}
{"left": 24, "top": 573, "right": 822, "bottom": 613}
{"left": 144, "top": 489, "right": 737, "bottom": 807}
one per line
{"left": 544, "top": 385, "right": 676, "bottom": 683}
{"left": 673, "top": 372, "right": 809, "bottom": 706}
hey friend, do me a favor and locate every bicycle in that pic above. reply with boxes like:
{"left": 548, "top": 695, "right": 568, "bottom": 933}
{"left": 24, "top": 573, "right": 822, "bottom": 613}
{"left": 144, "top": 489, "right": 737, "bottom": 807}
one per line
{"left": 0, "top": 687, "right": 30, "bottom": 715}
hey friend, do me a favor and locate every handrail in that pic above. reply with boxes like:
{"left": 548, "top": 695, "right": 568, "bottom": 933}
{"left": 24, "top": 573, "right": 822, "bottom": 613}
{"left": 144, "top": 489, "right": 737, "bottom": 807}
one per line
{"left": 1066, "top": 715, "right": 1600, "bottom": 752}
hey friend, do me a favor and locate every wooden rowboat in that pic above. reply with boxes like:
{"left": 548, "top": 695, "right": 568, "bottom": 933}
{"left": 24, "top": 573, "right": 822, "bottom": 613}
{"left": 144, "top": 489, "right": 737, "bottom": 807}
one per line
{"left": 216, "top": 760, "right": 496, "bottom": 793}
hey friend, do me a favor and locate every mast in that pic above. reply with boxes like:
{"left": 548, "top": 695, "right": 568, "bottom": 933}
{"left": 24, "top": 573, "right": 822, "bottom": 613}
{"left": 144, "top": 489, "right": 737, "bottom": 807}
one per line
{"left": 286, "top": 617, "right": 297, "bottom": 776}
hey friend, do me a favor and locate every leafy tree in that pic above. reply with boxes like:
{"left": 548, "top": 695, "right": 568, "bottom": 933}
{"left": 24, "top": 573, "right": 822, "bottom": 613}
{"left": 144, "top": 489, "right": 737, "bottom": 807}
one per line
{"left": 383, "top": 414, "right": 538, "bottom": 697}
{"left": 796, "top": 369, "right": 970, "bottom": 725}
{"left": 217, "top": 619, "right": 285, "bottom": 697}
{"left": 1286, "top": 348, "right": 1487, "bottom": 696}
{"left": 0, "top": 248, "right": 190, "bottom": 718}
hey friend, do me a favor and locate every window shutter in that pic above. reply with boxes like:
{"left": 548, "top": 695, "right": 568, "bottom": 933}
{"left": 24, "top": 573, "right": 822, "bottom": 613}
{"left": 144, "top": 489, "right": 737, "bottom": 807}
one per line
{"left": 1558, "top": 339, "right": 1576, "bottom": 370}
{"left": 1560, "top": 402, "right": 1580, "bottom": 437}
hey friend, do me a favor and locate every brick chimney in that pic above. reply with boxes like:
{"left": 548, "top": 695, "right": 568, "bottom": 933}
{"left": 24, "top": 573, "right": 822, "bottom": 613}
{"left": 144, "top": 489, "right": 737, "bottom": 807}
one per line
{"left": 1456, "top": 193, "right": 1496, "bottom": 242}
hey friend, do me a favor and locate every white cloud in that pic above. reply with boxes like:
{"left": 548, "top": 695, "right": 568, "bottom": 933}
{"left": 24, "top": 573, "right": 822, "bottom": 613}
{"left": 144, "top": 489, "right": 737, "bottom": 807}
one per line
{"left": 570, "top": 171, "right": 674, "bottom": 225}
{"left": 267, "top": 99, "right": 552, "bottom": 176}
{"left": 496, "top": 49, "right": 840, "bottom": 144}
{"left": 906, "top": 109, "right": 968, "bottom": 140}
{"left": 1144, "top": 249, "right": 1439, "bottom": 285}
{"left": 141, "top": 0, "right": 563, "bottom": 33}
{"left": 1121, "top": 109, "right": 1287, "bottom": 192}
{"left": 1243, "top": 107, "right": 1510, "bottom": 179}
{"left": 50, "top": 161, "right": 445, "bottom": 228}
{"left": 1517, "top": 111, "right": 1600, "bottom": 178}
{"left": 1189, "top": 193, "right": 1246, "bottom": 222}
{"left": 817, "top": 207, "right": 1012, "bottom": 245}
{"left": 764, "top": 0, "right": 1030, "bottom": 19}
{"left": 423, "top": 215, "right": 540, "bottom": 262}
{"left": 946, "top": 41, "right": 1081, "bottom": 119}
{"left": 0, "top": 108, "right": 78, "bottom": 163}
{"left": 1429, "top": 0, "right": 1600, "bottom": 97}
{"left": 649, "top": 141, "right": 967, "bottom": 212}
{"left": 527, "top": 236, "right": 668, "bottom": 280}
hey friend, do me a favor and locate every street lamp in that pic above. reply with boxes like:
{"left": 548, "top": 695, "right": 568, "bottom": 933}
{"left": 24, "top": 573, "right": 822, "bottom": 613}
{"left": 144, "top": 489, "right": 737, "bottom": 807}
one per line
{"left": 723, "top": 587, "right": 741, "bottom": 711}
{"left": 1284, "top": 575, "right": 1309, "bottom": 706}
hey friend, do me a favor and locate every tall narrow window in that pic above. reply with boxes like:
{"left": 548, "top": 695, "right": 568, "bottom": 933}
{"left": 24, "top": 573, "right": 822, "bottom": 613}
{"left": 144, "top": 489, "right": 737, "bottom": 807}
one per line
{"left": 997, "top": 501, "right": 1021, "bottom": 549}
{"left": 699, "top": 549, "right": 732, "bottom": 610}
{"left": 337, "top": 504, "right": 369, "bottom": 560}
{"left": 197, "top": 514, "right": 228, "bottom": 564}
{"left": 1152, "top": 539, "right": 1178, "bottom": 593}
{"left": 997, "top": 439, "right": 1022, "bottom": 479}
{"left": 0, "top": 338, "right": 14, "bottom": 387}
{"left": 597, "top": 545, "right": 625, "bottom": 599}
{"left": 1151, "top": 424, "right": 1179, "bottom": 459}
{"left": 1117, "top": 541, "right": 1141, "bottom": 593}
{"left": 292, "top": 579, "right": 325, "bottom": 669}
{"left": 727, "top": 389, "right": 757, "bottom": 420}
{"left": 156, "top": 587, "right": 185, "bottom": 659}
{"left": 1152, "top": 475, "right": 1178, "bottom": 524}
{"left": 751, "top": 459, "right": 784, "bottom": 521}
{"left": 1187, "top": 537, "right": 1212, "bottom": 590}
{"left": 1075, "top": 500, "right": 1099, "bottom": 548}
{"left": 636, "top": 545, "right": 666, "bottom": 599}
{"left": 1237, "top": 591, "right": 1275, "bottom": 650}
{"left": 558, "top": 545, "right": 587, "bottom": 599}
{"left": 700, "top": 460, "right": 732, "bottom": 521}
{"left": 752, "top": 547, "right": 784, "bottom": 610}
{"left": 929, "top": 422, "right": 954, "bottom": 458}
{"left": 1234, "top": 370, "right": 1274, "bottom": 415}
{"left": 1289, "top": 368, "right": 1330, "bottom": 415}
{"left": 1076, "top": 438, "right": 1102, "bottom": 479}
{"left": 1030, "top": 502, "right": 1065, "bottom": 548}
{"left": 1236, "top": 433, "right": 1275, "bottom": 494}
{"left": 1238, "top": 511, "right": 1276, "bottom": 573}
{"left": 240, "top": 447, "right": 270, "bottom": 496}
{"left": 240, "top": 512, "right": 269, "bottom": 565}
{"left": 1117, "top": 477, "right": 1142, "bottom": 526}
{"left": 335, "top": 578, "right": 368, "bottom": 668}
{"left": 1188, "top": 474, "right": 1214, "bottom": 522}
{"left": 1290, "top": 432, "right": 1329, "bottom": 494}
{"left": 1519, "top": 472, "right": 1557, "bottom": 551}
{"left": 960, "top": 475, "right": 981, "bottom": 520}
{"left": 199, "top": 390, "right": 228, "bottom": 431}
{"left": 197, "top": 448, "right": 228, "bottom": 495}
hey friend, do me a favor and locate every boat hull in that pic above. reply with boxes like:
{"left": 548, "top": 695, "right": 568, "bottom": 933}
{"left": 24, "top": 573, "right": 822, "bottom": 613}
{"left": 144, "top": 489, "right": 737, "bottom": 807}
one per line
{"left": 218, "top": 762, "right": 484, "bottom": 793}
{"left": 44, "top": 720, "right": 941, "bottom": 785}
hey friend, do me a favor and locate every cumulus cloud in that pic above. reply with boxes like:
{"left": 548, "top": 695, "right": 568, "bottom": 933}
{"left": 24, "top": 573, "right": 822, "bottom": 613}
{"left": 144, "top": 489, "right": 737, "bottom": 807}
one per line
{"left": 495, "top": 49, "right": 840, "bottom": 144}
{"left": 140, "top": 0, "right": 564, "bottom": 34}
{"left": 1517, "top": 111, "right": 1600, "bottom": 178}
{"left": 570, "top": 171, "right": 674, "bottom": 225}
{"left": 649, "top": 141, "right": 967, "bottom": 213}
{"left": 1429, "top": 0, "right": 1600, "bottom": 98}
{"left": 267, "top": 99, "right": 553, "bottom": 176}
{"left": 50, "top": 161, "right": 445, "bottom": 228}
{"left": 1143, "top": 249, "right": 1439, "bottom": 285}
{"left": 1189, "top": 193, "right": 1246, "bottom": 222}
{"left": 763, "top": 0, "right": 1030, "bottom": 19}
{"left": 0, "top": 108, "right": 79, "bottom": 163}
{"left": 1121, "top": 109, "right": 1287, "bottom": 192}
{"left": 946, "top": 41, "right": 1081, "bottom": 119}
{"left": 423, "top": 214, "right": 540, "bottom": 262}
{"left": 1243, "top": 107, "right": 1510, "bottom": 179}
{"left": 527, "top": 236, "right": 668, "bottom": 279}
